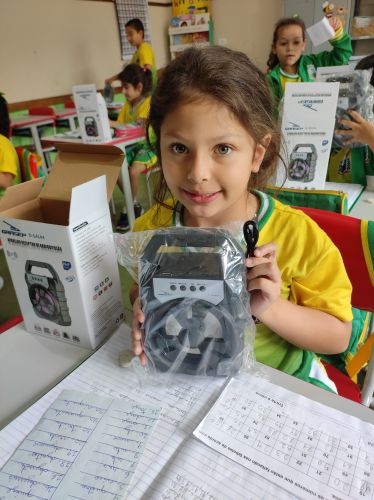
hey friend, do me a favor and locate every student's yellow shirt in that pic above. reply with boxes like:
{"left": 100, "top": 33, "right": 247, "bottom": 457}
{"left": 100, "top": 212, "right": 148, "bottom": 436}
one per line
{"left": 0, "top": 134, "right": 20, "bottom": 199}
{"left": 131, "top": 42, "right": 157, "bottom": 88}
{"left": 117, "top": 96, "right": 151, "bottom": 125}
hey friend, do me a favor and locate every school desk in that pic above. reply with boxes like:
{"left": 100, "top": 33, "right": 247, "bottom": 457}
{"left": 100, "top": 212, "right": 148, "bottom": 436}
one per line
{"left": 0, "top": 321, "right": 373, "bottom": 499}
{"left": 350, "top": 187, "right": 374, "bottom": 220}
{"left": 10, "top": 115, "right": 56, "bottom": 175}
{"left": 54, "top": 108, "right": 78, "bottom": 130}
{"left": 42, "top": 130, "right": 146, "bottom": 227}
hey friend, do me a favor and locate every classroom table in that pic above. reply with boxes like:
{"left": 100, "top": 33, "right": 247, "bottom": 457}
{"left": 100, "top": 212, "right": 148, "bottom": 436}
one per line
{"left": 10, "top": 115, "right": 56, "bottom": 175}
{"left": 54, "top": 108, "right": 78, "bottom": 130}
{"left": 350, "top": 187, "right": 374, "bottom": 220}
{"left": 0, "top": 322, "right": 92, "bottom": 430}
{"left": 0, "top": 321, "right": 373, "bottom": 500}
{"left": 42, "top": 130, "right": 146, "bottom": 227}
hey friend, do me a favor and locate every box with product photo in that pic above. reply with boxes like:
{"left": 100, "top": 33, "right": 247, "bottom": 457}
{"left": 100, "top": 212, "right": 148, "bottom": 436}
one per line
{"left": 72, "top": 84, "right": 112, "bottom": 144}
{"left": 0, "top": 143, "right": 125, "bottom": 349}
{"left": 273, "top": 82, "right": 339, "bottom": 189}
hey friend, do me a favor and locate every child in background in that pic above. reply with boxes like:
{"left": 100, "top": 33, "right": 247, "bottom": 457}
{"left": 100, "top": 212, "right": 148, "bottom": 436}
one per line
{"left": 106, "top": 18, "right": 157, "bottom": 91}
{"left": 0, "top": 93, "right": 20, "bottom": 291}
{"left": 130, "top": 46, "right": 353, "bottom": 393}
{"left": 112, "top": 64, "right": 157, "bottom": 231}
{"left": 0, "top": 94, "right": 20, "bottom": 198}
{"left": 328, "top": 55, "right": 374, "bottom": 189}
{"left": 266, "top": 16, "right": 352, "bottom": 113}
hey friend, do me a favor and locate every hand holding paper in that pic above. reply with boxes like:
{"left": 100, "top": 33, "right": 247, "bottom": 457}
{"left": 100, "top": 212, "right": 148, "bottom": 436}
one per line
{"left": 307, "top": 17, "right": 336, "bottom": 46}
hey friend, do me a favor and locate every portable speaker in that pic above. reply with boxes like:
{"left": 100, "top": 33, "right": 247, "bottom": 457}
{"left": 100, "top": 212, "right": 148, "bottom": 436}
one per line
{"left": 139, "top": 228, "right": 249, "bottom": 376}
{"left": 25, "top": 260, "right": 71, "bottom": 326}
{"left": 288, "top": 144, "right": 317, "bottom": 183}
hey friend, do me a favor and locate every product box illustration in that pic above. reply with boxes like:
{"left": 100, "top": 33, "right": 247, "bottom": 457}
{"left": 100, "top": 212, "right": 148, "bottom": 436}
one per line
{"left": 0, "top": 143, "right": 125, "bottom": 349}
{"left": 273, "top": 82, "right": 339, "bottom": 190}
{"left": 72, "top": 84, "right": 112, "bottom": 144}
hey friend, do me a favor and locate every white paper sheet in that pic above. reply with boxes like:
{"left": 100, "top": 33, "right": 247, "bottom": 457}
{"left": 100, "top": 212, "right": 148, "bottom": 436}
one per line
{"left": 0, "top": 389, "right": 160, "bottom": 499}
{"left": 194, "top": 374, "right": 374, "bottom": 500}
{"left": 307, "top": 17, "right": 335, "bottom": 47}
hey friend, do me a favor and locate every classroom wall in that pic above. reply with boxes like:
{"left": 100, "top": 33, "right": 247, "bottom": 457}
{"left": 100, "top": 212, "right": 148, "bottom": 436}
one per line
{"left": 0, "top": 0, "right": 170, "bottom": 104}
{"left": 0, "top": 0, "right": 283, "bottom": 104}
{"left": 212, "top": 0, "right": 283, "bottom": 69}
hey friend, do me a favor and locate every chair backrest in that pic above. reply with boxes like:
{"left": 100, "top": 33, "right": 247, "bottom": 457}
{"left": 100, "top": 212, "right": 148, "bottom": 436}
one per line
{"left": 64, "top": 99, "right": 75, "bottom": 109}
{"left": 28, "top": 106, "right": 56, "bottom": 117}
{"left": 295, "top": 206, "right": 374, "bottom": 313}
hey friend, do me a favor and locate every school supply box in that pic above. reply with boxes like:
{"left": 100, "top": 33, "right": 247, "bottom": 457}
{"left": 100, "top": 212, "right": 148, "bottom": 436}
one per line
{"left": 0, "top": 143, "right": 125, "bottom": 349}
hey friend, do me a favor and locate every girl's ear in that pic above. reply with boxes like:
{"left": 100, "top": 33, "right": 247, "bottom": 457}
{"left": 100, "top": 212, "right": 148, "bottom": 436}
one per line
{"left": 136, "top": 82, "right": 144, "bottom": 94}
{"left": 251, "top": 134, "right": 272, "bottom": 173}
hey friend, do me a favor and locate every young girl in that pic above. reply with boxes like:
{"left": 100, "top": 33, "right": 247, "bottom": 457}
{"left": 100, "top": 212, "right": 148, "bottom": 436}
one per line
{"left": 267, "top": 16, "right": 352, "bottom": 111}
{"left": 129, "top": 46, "right": 353, "bottom": 393}
{"left": 112, "top": 64, "right": 158, "bottom": 231}
{"left": 0, "top": 94, "right": 20, "bottom": 199}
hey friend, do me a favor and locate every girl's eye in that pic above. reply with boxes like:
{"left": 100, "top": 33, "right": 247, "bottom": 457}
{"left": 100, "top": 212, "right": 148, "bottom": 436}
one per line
{"left": 215, "top": 144, "right": 232, "bottom": 155}
{"left": 170, "top": 143, "right": 188, "bottom": 154}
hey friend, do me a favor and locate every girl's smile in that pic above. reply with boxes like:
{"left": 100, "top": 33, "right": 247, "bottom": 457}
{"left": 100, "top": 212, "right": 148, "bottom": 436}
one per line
{"left": 160, "top": 97, "right": 266, "bottom": 227}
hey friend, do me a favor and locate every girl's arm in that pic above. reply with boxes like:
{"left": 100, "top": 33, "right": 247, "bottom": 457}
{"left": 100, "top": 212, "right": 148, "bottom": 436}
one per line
{"left": 0, "top": 172, "right": 14, "bottom": 189}
{"left": 247, "top": 243, "right": 351, "bottom": 354}
{"left": 336, "top": 110, "right": 374, "bottom": 151}
{"left": 308, "top": 16, "right": 352, "bottom": 68}
{"left": 259, "top": 298, "right": 351, "bottom": 354}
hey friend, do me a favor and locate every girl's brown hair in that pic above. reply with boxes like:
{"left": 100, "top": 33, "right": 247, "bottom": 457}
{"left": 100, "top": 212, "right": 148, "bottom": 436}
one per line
{"left": 147, "top": 46, "right": 282, "bottom": 207}
{"left": 267, "top": 17, "right": 306, "bottom": 71}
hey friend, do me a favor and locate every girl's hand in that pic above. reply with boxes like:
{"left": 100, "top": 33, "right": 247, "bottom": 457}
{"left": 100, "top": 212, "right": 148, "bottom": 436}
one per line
{"left": 132, "top": 297, "right": 146, "bottom": 365}
{"left": 245, "top": 242, "right": 281, "bottom": 319}
{"left": 336, "top": 110, "right": 374, "bottom": 147}
{"left": 328, "top": 15, "right": 342, "bottom": 32}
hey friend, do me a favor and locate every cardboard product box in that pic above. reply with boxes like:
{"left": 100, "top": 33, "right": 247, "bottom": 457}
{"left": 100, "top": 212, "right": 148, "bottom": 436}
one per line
{"left": 72, "top": 84, "right": 112, "bottom": 144}
{"left": 0, "top": 143, "right": 125, "bottom": 349}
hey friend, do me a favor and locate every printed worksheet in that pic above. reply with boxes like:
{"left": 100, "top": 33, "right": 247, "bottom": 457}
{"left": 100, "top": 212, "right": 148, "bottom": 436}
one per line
{"left": 0, "top": 390, "right": 160, "bottom": 499}
{"left": 194, "top": 375, "right": 374, "bottom": 500}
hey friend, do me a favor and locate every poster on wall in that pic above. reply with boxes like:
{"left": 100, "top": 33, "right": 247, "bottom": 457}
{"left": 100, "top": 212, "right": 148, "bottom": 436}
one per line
{"left": 114, "top": 0, "right": 151, "bottom": 60}
{"left": 172, "top": 0, "right": 211, "bottom": 15}
{"left": 273, "top": 82, "right": 339, "bottom": 189}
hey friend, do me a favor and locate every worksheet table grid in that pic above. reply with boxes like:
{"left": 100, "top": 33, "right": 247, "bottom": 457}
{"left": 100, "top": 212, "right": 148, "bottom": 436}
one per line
{"left": 206, "top": 393, "right": 374, "bottom": 498}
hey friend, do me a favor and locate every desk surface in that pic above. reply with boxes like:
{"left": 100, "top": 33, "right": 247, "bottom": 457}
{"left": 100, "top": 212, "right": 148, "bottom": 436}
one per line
{"left": 0, "top": 321, "right": 372, "bottom": 434}
{"left": 54, "top": 109, "right": 77, "bottom": 118}
{"left": 350, "top": 188, "right": 374, "bottom": 220}
{"left": 0, "top": 323, "right": 91, "bottom": 429}
{"left": 0, "top": 322, "right": 373, "bottom": 500}
{"left": 10, "top": 115, "right": 55, "bottom": 128}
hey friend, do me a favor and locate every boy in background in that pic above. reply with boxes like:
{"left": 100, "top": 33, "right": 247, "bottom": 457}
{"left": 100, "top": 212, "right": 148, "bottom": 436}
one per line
{"left": 106, "top": 18, "right": 157, "bottom": 91}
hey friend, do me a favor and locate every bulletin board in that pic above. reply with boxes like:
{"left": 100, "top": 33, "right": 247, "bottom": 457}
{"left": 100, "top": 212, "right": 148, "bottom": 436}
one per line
{"left": 114, "top": 0, "right": 152, "bottom": 59}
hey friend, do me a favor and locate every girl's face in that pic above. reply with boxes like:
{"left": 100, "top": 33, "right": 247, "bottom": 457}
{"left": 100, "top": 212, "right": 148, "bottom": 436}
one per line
{"left": 122, "top": 82, "right": 143, "bottom": 104}
{"left": 125, "top": 27, "right": 143, "bottom": 48}
{"left": 160, "top": 98, "right": 267, "bottom": 227}
{"left": 272, "top": 25, "right": 306, "bottom": 71}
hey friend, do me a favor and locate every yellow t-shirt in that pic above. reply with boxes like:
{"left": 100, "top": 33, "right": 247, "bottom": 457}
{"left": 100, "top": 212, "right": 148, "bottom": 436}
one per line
{"left": 131, "top": 42, "right": 157, "bottom": 88}
{"left": 117, "top": 95, "right": 151, "bottom": 125}
{"left": 133, "top": 192, "right": 353, "bottom": 379}
{"left": 0, "top": 134, "right": 20, "bottom": 198}
{"left": 279, "top": 68, "right": 302, "bottom": 94}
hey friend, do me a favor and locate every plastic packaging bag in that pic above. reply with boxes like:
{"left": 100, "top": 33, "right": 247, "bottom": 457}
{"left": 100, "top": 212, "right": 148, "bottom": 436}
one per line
{"left": 320, "top": 68, "right": 374, "bottom": 148}
{"left": 113, "top": 226, "right": 256, "bottom": 379}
